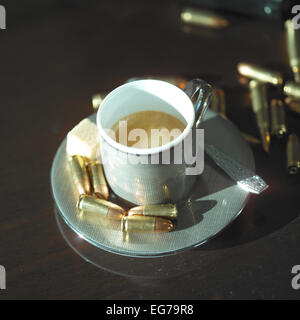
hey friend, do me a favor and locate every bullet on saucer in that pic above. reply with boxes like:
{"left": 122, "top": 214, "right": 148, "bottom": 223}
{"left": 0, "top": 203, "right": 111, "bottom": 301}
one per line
{"left": 249, "top": 80, "right": 271, "bottom": 153}
{"left": 87, "top": 160, "right": 109, "bottom": 200}
{"left": 128, "top": 204, "right": 178, "bottom": 220}
{"left": 121, "top": 215, "right": 174, "bottom": 233}
{"left": 68, "top": 155, "right": 91, "bottom": 195}
{"left": 77, "top": 194, "right": 125, "bottom": 220}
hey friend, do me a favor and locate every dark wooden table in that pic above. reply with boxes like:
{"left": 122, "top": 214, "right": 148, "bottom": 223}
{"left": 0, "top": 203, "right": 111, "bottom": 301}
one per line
{"left": 1, "top": 1, "right": 300, "bottom": 300}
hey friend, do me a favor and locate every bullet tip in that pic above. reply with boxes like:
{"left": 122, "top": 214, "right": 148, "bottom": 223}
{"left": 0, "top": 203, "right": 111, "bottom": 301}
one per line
{"left": 94, "top": 185, "right": 110, "bottom": 200}
{"left": 128, "top": 206, "right": 143, "bottom": 216}
{"left": 154, "top": 218, "right": 174, "bottom": 233}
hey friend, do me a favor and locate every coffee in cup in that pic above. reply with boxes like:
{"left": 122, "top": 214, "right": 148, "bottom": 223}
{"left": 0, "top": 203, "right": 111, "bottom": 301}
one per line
{"left": 110, "top": 110, "right": 187, "bottom": 149}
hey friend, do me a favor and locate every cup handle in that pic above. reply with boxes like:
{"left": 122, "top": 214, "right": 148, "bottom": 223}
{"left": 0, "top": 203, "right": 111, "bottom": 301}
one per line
{"left": 183, "top": 79, "right": 213, "bottom": 128}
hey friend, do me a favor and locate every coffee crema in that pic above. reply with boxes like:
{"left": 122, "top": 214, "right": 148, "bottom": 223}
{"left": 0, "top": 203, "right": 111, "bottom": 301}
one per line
{"left": 110, "top": 110, "right": 187, "bottom": 149}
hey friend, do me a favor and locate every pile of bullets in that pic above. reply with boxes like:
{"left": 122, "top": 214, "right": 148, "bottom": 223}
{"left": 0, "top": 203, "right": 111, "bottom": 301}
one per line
{"left": 91, "top": 17, "right": 300, "bottom": 178}
{"left": 68, "top": 155, "right": 177, "bottom": 235}
{"left": 178, "top": 9, "right": 300, "bottom": 175}
{"left": 235, "top": 19, "right": 300, "bottom": 175}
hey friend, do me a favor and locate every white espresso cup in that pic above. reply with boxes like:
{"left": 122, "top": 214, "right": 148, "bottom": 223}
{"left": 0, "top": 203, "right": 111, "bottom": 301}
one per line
{"left": 96, "top": 79, "right": 212, "bottom": 205}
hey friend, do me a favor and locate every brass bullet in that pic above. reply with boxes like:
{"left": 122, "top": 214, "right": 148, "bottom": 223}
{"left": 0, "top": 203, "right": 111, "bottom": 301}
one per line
{"left": 92, "top": 93, "right": 107, "bottom": 111}
{"left": 121, "top": 215, "right": 174, "bottom": 233}
{"left": 87, "top": 160, "right": 109, "bottom": 200}
{"left": 249, "top": 80, "right": 271, "bottom": 153}
{"left": 77, "top": 194, "right": 125, "bottom": 220}
{"left": 180, "top": 7, "right": 229, "bottom": 29}
{"left": 238, "top": 63, "right": 283, "bottom": 86}
{"left": 284, "top": 81, "right": 300, "bottom": 99}
{"left": 286, "top": 134, "right": 300, "bottom": 175}
{"left": 285, "top": 97, "right": 300, "bottom": 114}
{"left": 285, "top": 20, "right": 300, "bottom": 83}
{"left": 128, "top": 204, "right": 178, "bottom": 220}
{"left": 270, "top": 99, "right": 287, "bottom": 138}
{"left": 210, "top": 88, "right": 227, "bottom": 119}
{"left": 68, "top": 155, "right": 91, "bottom": 195}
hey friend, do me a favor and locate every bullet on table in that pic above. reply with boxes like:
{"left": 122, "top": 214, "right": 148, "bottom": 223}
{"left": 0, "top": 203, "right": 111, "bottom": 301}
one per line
{"left": 238, "top": 63, "right": 283, "bottom": 86}
{"left": 285, "top": 20, "right": 300, "bottom": 83}
{"left": 68, "top": 155, "right": 91, "bottom": 195}
{"left": 92, "top": 93, "right": 107, "bottom": 111}
{"left": 180, "top": 7, "right": 229, "bottom": 29}
{"left": 270, "top": 99, "right": 287, "bottom": 138}
{"left": 249, "top": 80, "right": 271, "bottom": 153}
{"left": 287, "top": 134, "right": 300, "bottom": 175}
{"left": 284, "top": 81, "right": 300, "bottom": 99}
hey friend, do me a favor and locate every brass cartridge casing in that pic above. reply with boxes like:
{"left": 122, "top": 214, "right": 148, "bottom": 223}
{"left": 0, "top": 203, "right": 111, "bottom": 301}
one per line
{"left": 77, "top": 194, "right": 125, "bottom": 220}
{"left": 284, "top": 81, "right": 300, "bottom": 99}
{"left": 92, "top": 93, "right": 107, "bottom": 111}
{"left": 287, "top": 134, "right": 300, "bottom": 175}
{"left": 88, "top": 160, "right": 109, "bottom": 200}
{"left": 68, "top": 155, "right": 91, "bottom": 195}
{"left": 121, "top": 216, "right": 174, "bottom": 233}
{"left": 270, "top": 99, "right": 287, "bottom": 138}
{"left": 249, "top": 80, "right": 271, "bottom": 152}
{"left": 128, "top": 204, "right": 178, "bottom": 220}
{"left": 210, "top": 88, "right": 227, "bottom": 119}
{"left": 238, "top": 63, "right": 283, "bottom": 86}
{"left": 181, "top": 7, "right": 229, "bottom": 29}
{"left": 285, "top": 20, "right": 300, "bottom": 83}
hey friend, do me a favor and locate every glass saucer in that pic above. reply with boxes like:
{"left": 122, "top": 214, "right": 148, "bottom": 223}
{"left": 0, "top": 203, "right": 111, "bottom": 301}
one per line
{"left": 50, "top": 110, "right": 254, "bottom": 258}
